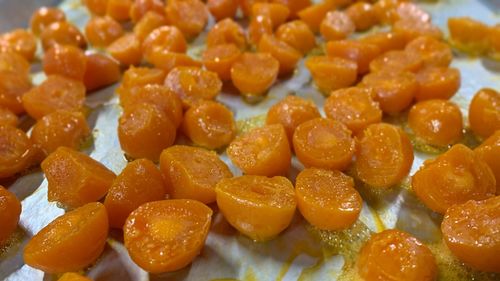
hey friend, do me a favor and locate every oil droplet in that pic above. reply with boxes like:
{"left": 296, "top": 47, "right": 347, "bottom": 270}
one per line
{"left": 236, "top": 115, "right": 266, "bottom": 135}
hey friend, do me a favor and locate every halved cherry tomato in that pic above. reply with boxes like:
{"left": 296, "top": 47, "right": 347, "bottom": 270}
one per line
{"left": 251, "top": 2, "right": 290, "bottom": 28}
{"left": 84, "top": 16, "right": 124, "bottom": 48}
{"left": 31, "top": 110, "right": 90, "bottom": 156}
{"left": 142, "top": 26, "right": 187, "bottom": 64}
{"left": 297, "top": 0, "right": 336, "bottom": 33}
{"left": 43, "top": 44, "right": 87, "bottom": 81}
{"left": 293, "top": 118, "right": 355, "bottom": 171}
{"left": 106, "top": 0, "right": 133, "bottom": 22}
{"left": 215, "top": 175, "right": 296, "bottom": 241}
{"left": 324, "top": 87, "right": 382, "bottom": 133}
{"left": 0, "top": 71, "right": 31, "bottom": 114}
{"left": 474, "top": 131, "right": 500, "bottom": 194}
{"left": 442, "top": 196, "right": 500, "bottom": 273}
{"left": 345, "top": 1, "right": 378, "bottom": 31}
{"left": 120, "top": 84, "right": 183, "bottom": 128}
{"left": 107, "top": 33, "right": 143, "bottom": 66}
{"left": 30, "top": 7, "right": 66, "bottom": 36}
{"left": 0, "top": 186, "right": 21, "bottom": 245}
{"left": 207, "top": 0, "right": 238, "bottom": 21}
{"left": 361, "top": 71, "right": 417, "bottom": 114}
{"left": 326, "top": 40, "right": 380, "bottom": 74}
{"left": 358, "top": 229, "right": 437, "bottom": 281}
{"left": 369, "top": 50, "right": 423, "bottom": 73}
{"left": 272, "top": 0, "right": 311, "bottom": 19}
{"left": 84, "top": 0, "right": 108, "bottom": 16}
{"left": 104, "top": 159, "right": 166, "bottom": 228}
{"left": 415, "top": 66, "right": 461, "bottom": 101}
{"left": 164, "top": 66, "right": 222, "bottom": 108}
{"left": 206, "top": 18, "right": 247, "bottom": 49}
{"left": 489, "top": 24, "right": 500, "bottom": 60}
{"left": 165, "top": 0, "right": 209, "bottom": 38}
{"left": 230, "top": 52, "right": 279, "bottom": 98}
{"left": 405, "top": 36, "right": 453, "bottom": 68}
{"left": 266, "top": 95, "right": 320, "bottom": 142}
{"left": 412, "top": 144, "right": 496, "bottom": 214}
{"left": 123, "top": 199, "right": 212, "bottom": 273}
{"left": 305, "top": 56, "right": 357, "bottom": 94}
{"left": 23, "top": 202, "right": 109, "bottom": 273}
{"left": 117, "top": 66, "right": 166, "bottom": 96}
{"left": 393, "top": 2, "right": 430, "bottom": 23}
{"left": 160, "top": 145, "right": 232, "bottom": 203}
{"left": 355, "top": 123, "right": 414, "bottom": 188}
{"left": 275, "top": 20, "right": 316, "bottom": 55}
{"left": 320, "top": 11, "right": 355, "bottom": 41}
{"left": 408, "top": 99, "right": 463, "bottom": 147}
{"left": 448, "top": 17, "right": 491, "bottom": 55}
{"left": 129, "top": 0, "right": 165, "bottom": 23}
{"left": 359, "top": 31, "right": 406, "bottom": 53}
{"left": 296, "top": 168, "right": 361, "bottom": 230}
{"left": 0, "top": 107, "right": 18, "bottom": 127}
{"left": 42, "top": 147, "right": 116, "bottom": 208}
{"left": 118, "top": 103, "right": 176, "bottom": 162}
{"left": 83, "top": 53, "right": 121, "bottom": 92}
{"left": 392, "top": 19, "right": 443, "bottom": 42}
{"left": 22, "top": 75, "right": 85, "bottom": 120}
{"left": 469, "top": 88, "right": 500, "bottom": 140}
{"left": 227, "top": 124, "right": 291, "bottom": 176}
{"left": 258, "top": 34, "right": 301, "bottom": 75}
{"left": 0, "top": 125, "right": 37, "bottom": 179}
{"left": 0, "top": 52, "right": 30, "bottom": 77}
{"left": 182, "top": 101, "right": 236, "bottom": 149}
{"left": 202, "top": 44, "right": 241, "bottom": 81}
{"left": 372, "top": 0, "right": 406, "bottom": 24}
{"left": 133, "top": 11, "right": 167, "bottom": 42}
{"left": 0, "top": 29, "right": 37, "bottom": 61}
{"left": 40, "top": 22, "right": 87, "bottom": 51}
{"left": 248, "top": 14, "right": 273, "bottom": 45}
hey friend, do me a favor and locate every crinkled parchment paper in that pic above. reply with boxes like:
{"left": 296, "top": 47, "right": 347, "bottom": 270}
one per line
{"left": 1, "top": 0, "right": 499, "bottom": 280}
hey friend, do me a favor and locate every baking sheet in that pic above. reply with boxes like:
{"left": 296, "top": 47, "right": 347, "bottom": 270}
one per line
{"left": 1, "top": 0, "right": 500, "bottom": 280}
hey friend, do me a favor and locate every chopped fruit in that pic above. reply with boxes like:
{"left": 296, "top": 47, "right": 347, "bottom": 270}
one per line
{"left": 448, "top": 17, "right": 491, "bottom": 55}
{"left": 230, "top": 52, "right": 279, "bottom": 98}
{"left": 129, "top": 0, "right": 165, "bottom": 23}
{"left": 251, "top": 3, "right": 290, "bottom": 29}
{"left": 165, "top": 0, "right": 209, "bottom": 38}
{"left": 248, "top": 13, "right": 273, "bottom": 45}
{"left": 305, "top": 56, "right": 357, "bottom": 94}
{"left": 361, "top": 71, "right": 417, "bottom": 114}
{"left": 474, "top": 131, "right": 500, "bottom": 194}
{"left": 369, "top": 50, "right": 423, "bottom": 74}
{"left": 164, "top": 66, "right": 222, "bottom": 108}
{"left": 0, "top": 71, "right": 32, "bottom": 114}
{"left": 84, "top": 0, "right": 108, "bottom": 16}
{"left": 297, "top": 0, "right": 336, "bottom": 33}
{"left": 118, "top": 66, "right": 166, "bottom": 94}
{"left": 258, "top": 34, "right": 301, "bottom": 75}
{"left": 206, "top": 18, "right": 247, "bottom": 49}
{"left": 215, "top": 175, "right": 296, "bottom": 241}
{"left": 324, "top": 87, "right": 382, "bottom": 133}
{"left": 84, "top": 16, "right": 124, "bottom": 48}
{"left": 119, "top": 84, "right": 183, "bottom": 128}
{"left": 57, "top": 273, "right": 93, "bottom": 281}
{"left": 0, "top": 186, "right": 21, "bottom": 245}
{"left": 83, "top": 53, "right": 121, "bottom": 92}
{"left": 30, "top": 7, "right": 66, "bottom": 36}
{"left": 0, "top": 125, "right": 37, "bottom": 179}
{"left": 295, "top": 168, "right": 361, "bottom": 230}
{"left": 358, "top": 229, "right": 437, "bottom": 281}
{"left": 275, "top": 20, "right": 316, "bottom": 55}
{"left": 228, "top": 124, "right": 291, "bottom": 176}
{"left": 266, "top": 95, "right": 321, "bottom": 142}
{"left": 107, "top": 33, "right": 143, "bottom": 66}
{"left": 160, "top": 145, "right": 232, "bottom": 203}
{"left": 442, "top": 196, "right": 500, "bottom": 273}
{"left": 106, "top": 0, "right": 133, "bottom": 22}
{"left": 22, "top": 75, "right": 85, "bottom": 120}
{"left": 293, "top": 118, "right": 355, "bottom": 171}
{"left": 408, "top": 99, "right": 463, "bottom": 147}
{"left": 355, "top": 123, "right": 414, "bottom": 188}
{"left": 405, "top": 36, "right": 453, "bottom": 67}
{"left": 345, "top": 2, "right": 378, "bottom": 31}
{"left": 40, "top": 22, "right": 87, "bottom": 51}
{"left": 123, "top": 200, "right": 212, "bottom": 273}
{"left": 0, "top": 29, "right": 37, "bottom": 61}
{"left": 392, "top": 19, "right": 443, "bottom": 42}
{"left": 468, "top": 88, "right": 500, "bottom": 139}
{"left": 202, "top": 44, "right": 241, "bottom": 81}
{"left": 0, "top": 51, "right": 30, "bottom": 77}
{"left": 133, "top": 11, "right": 167, "bottom": 42}
{"left": 0, "top": 107, "right": 18, "bottom": 127}
{"left": 182, "top": 101, "right": 236, "bottom": 149}
{"left": 43, "top": 44, "right": 88, "bottom": 81}
{"left": 118, "top": 103, "right": 176, "bottom": 162}
{"left": 41, "top": 147, "right": 116, "bottom": 208}
{"left": 412, "top": 144, "right": 496, "bottom": 214}
{"left": 359, "top": 31, "right": 406, "bottom": 53}
{"left": 326, "top": 40, "right": 381, "bottom": 74}
{"left": 104, "top": 159, "right": 166, "bottom": 228}
{"left": 31, "top": 110, "right": 90, "bottom": 156}
{"left": 320, "top": 11, "right": 355, "bottom": 41}
{"left": 142, "top": 26, "right": 187, "bottom": 64}
{"left": 207, "top": 0, "right": 238, "bottom": 21}
{"left": 23, "top": 202, "right": 109, "bottom": 273}
{"left": 415, "top": 67, "right": 461, "bottom": 101}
